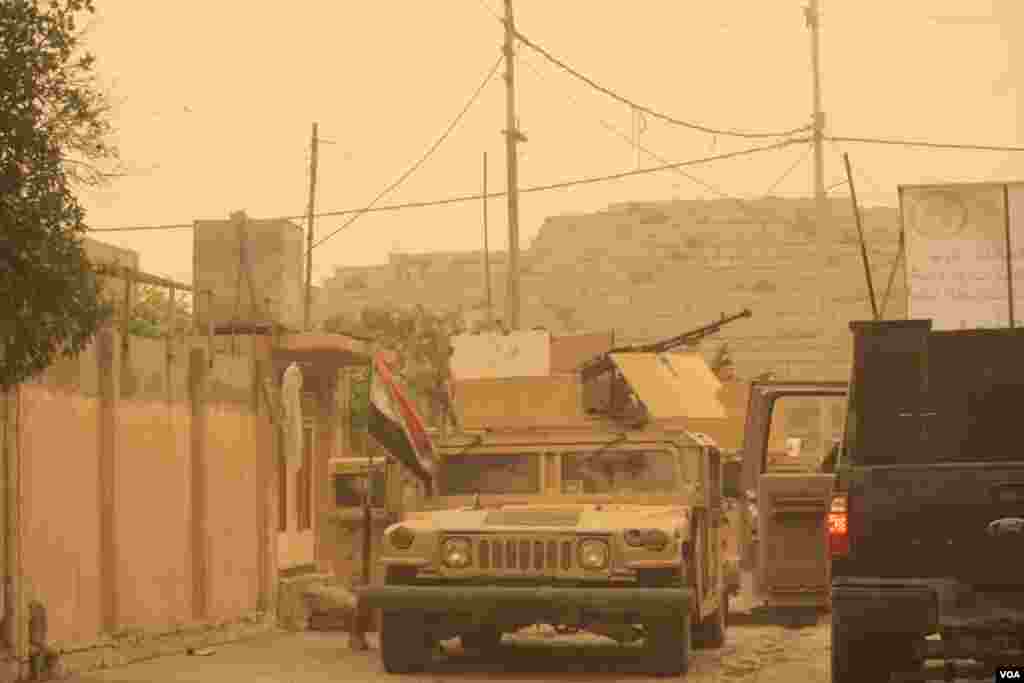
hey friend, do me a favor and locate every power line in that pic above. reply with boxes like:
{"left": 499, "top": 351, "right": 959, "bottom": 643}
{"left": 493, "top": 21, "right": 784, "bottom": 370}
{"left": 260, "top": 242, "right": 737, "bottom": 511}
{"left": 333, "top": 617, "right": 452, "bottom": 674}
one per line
{"left": 516, "top": 50, "right": 812, "bottom": 226}
{"left": 89, "top": 139, "right": 807, "bottom": 235}
{"left": 764, "top": 145, "right": 813, "bottom": 195}
{"left": 516, "top": 53, "right": 729, "bottom": 197}
{"left": 89, "top": 130, "right": 1024, "bottom": 235}
{"left": 511, "top": 26, "right": 812, "bottom": 140}
{"left": 826, "top": 136, "right": 1024, "bottom": 153}
{"left": 828, "top": 138, "right": 889, "bottom": 198}
{"left": 470, "top": 0, "right": 502, "bottom": 22}
{"left": 89, "top": 222, "right": 195, "bottom": 233}
{"left": 310, "top": 55, "right": 503, "bottom": 251}
{"left": 310, "top": 138, "right": 805, "bottom": 229}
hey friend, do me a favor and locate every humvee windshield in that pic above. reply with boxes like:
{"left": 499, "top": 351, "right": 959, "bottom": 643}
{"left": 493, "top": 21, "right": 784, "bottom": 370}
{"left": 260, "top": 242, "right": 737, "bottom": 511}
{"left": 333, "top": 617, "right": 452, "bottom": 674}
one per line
{"left": 439, "top": 453, "right": 541, "bottom": 495}
{"left": 561, "top": 449, "right": 679, "bottom": 495}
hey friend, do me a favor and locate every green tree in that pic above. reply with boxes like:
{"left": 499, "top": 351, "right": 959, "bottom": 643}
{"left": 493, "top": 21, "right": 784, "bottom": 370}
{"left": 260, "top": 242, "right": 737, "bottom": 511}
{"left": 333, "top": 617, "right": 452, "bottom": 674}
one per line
{"left": 1, "top": 0, "right": 118, "bottom": 388}
{"left": 325, "top": 305, "right": 466, "bottom": 427}
{"left": 125, "top": 285, "right": 193, "bottom": 339}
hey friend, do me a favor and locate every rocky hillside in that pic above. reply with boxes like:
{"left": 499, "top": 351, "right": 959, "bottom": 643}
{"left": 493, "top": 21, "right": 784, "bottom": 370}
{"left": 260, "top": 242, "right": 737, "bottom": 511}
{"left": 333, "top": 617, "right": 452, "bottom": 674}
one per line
{"left": 324, "top": 197, "right": 906, "bottom": 380}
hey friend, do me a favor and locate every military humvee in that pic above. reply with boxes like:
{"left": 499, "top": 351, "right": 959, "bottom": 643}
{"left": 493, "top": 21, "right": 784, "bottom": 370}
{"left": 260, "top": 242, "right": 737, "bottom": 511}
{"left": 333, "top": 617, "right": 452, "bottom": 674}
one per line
{"left": 357, "top": 418, "right": 737, "bottom": 676}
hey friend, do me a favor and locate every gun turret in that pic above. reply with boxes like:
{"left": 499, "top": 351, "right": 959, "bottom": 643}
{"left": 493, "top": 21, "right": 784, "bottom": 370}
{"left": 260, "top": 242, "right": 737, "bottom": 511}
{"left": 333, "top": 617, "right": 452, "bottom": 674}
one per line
{"left": 578, "top": 309, "right": 752, "bottom": 381}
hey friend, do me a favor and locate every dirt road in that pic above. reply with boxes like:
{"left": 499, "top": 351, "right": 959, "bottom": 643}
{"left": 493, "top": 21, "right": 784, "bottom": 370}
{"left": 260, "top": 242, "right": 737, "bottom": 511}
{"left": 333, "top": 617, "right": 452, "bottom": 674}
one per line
{"left": 71, "top": 619, "right": 832, "bottom": 683}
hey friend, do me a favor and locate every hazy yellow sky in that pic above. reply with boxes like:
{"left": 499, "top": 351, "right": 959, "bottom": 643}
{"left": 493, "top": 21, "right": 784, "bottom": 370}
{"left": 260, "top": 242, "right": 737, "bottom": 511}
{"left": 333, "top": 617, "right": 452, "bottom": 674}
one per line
{"left": 77, "top": 1, "right": 1020, "bottom": 286}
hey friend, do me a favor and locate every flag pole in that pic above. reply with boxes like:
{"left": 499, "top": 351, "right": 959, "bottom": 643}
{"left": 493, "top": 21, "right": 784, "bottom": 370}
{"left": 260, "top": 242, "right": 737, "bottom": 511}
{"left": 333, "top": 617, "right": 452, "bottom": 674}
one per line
{"left": 362, "top": 357, "right": 374, "bottom": 587}
{"left": 350, "top": 356, "right": 374, "bottom": 651}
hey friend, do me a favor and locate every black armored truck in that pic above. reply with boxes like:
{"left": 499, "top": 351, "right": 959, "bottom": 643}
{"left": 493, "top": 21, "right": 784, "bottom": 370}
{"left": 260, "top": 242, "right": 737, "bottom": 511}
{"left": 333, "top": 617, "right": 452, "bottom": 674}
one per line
{"left": 829, "top": 320, "right": 1024, "bottom": 682}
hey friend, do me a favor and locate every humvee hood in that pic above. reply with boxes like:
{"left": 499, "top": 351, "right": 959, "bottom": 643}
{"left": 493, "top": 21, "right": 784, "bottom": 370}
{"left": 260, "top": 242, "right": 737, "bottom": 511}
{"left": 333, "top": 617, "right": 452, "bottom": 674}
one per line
{"left": 406, "top": 504, "right": 689, "bottom": 533}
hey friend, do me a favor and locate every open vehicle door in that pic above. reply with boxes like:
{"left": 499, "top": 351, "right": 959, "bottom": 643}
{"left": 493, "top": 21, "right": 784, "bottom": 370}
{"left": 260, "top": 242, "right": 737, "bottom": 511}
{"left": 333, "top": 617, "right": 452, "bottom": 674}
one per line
{"left": 740, "top": 381, "right": 847, "bottom": 616}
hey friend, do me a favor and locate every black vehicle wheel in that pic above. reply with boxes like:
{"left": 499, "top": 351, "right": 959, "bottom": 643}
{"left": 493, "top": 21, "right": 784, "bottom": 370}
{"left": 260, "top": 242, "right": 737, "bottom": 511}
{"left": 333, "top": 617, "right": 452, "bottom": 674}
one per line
{"left": 380, "top": 611, "right": 435, "bottom": 674}
{"left": 832, "top": 620, "right": 920, "bottom": 683}
{"left": 645, "top": 610, "right": 692, "bottom": 676}
{"left": 694, "top": 591, "right": 728, "bottom": 649}
{"left": 460, "top": 626, "right": 503, "bottom": 653}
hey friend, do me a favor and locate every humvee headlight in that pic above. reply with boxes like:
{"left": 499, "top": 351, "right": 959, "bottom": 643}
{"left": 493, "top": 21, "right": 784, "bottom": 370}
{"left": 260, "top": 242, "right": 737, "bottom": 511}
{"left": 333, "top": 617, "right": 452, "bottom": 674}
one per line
{"left": 578, "top": 539, "right": 610, "bottom": 571}
{"left": 441, "top": 537, "right": 473, "bottom": 568}
{"left": 624, "top": 528, "right": 670, "bottom": 551}
{"left": 388, "top": 525, "right": 416, "bottom": 550}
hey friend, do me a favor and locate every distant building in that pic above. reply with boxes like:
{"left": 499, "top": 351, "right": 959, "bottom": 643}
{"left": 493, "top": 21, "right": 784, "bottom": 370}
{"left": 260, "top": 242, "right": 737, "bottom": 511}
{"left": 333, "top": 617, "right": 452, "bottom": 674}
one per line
{"left": 321, "top": 197, "right": 907, "bottom": 381}
{"left": 193, "top": 211, "right": 304, "bottom": 331}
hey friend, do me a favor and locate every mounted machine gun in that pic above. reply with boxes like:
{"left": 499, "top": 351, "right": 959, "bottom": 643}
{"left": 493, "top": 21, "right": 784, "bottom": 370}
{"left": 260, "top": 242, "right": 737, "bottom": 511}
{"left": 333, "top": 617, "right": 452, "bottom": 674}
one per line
{"left": 578, "top": 309, "right": 753, "bottom": 382}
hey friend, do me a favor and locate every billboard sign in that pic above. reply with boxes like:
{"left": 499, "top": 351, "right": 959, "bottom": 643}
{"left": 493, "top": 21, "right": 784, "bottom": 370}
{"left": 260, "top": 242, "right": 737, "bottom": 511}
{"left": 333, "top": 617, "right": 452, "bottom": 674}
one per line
{"left": 901, "top": 182, "right": 1024, "bottom": 330}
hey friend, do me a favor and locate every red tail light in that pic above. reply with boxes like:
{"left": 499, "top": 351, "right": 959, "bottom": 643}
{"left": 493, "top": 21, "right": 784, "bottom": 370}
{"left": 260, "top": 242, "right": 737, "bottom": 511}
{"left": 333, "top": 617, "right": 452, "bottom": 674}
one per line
{"left": 828, "top": 494, "right": 850, "bottom": 558}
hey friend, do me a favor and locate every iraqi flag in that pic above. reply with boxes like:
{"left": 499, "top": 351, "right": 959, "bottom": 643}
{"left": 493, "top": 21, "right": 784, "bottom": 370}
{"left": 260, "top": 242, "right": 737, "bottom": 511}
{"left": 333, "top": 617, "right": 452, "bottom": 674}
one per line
{"left": 368, "top": 353, "right": 437, "bottom": 494}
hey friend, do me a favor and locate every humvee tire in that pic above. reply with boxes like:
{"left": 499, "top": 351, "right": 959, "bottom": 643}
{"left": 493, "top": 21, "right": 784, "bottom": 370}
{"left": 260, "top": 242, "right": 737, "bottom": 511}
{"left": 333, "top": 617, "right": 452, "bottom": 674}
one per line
{"left": 460, "top": 626, "right": 503, "bottom": 652}
{"left": 645, "top": 611, "right": 692, "bottom": 676}
{"left": 694, "top": 591, "right": 728, "bottom": 649}
{"left": 831, "top": 618, "right": 919, "bottom": 683}
{"left": 380, "top": 611, "right": 435, "bottom": 674}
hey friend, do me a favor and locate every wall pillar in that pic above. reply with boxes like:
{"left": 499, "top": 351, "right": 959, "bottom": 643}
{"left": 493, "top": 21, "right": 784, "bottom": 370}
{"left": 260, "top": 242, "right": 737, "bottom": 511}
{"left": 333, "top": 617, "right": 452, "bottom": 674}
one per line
{"left": 2, "top": 385, "right": 25, "bottom": 670}
{"left": 97, "top": 327, "right": 120, "bottom": 634}
{"left": 188, "top": 347, "right": 209, "bottom": 621}
{"left": 251, "top": 357, "right": 277, "bottom": 614}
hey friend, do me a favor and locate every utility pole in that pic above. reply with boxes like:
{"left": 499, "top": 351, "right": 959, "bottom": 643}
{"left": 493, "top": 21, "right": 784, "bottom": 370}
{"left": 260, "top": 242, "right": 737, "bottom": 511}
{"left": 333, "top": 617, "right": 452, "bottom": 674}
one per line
{"left": 482, "top": 152, "right": 494, "bottom": 325}
{"left": 808, "top": 0, "right": 828, "bottom": 232}
{"left": 806, "top": 0, "right": 833, "bottom": 453}
{"left": 303, "top": 122, "right": 319, "bottom": 331}
{"left": 503, "top": 0, "right": 525, "bottom": 330}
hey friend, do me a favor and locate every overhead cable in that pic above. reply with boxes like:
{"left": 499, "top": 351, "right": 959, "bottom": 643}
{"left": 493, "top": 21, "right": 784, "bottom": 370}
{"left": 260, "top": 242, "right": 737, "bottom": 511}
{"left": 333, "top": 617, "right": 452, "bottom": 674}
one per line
{"left": 89, "top": 222, "right": 195, "bottom": 233}
{"left": 309, "top": 138, "right": 806, "bottom": 240}
{"left": 826, "top": 136, "right": 1024, "bottom": 153}
{"left": 89, "top": 139, "right": 807, "bottom": 234}
{"left": 90, "top": 133, "right": 1024, "bottom": 234}
{"left": 764, "top": 146, "right": 813, "bottom": 196}
{"left": 511, "top": 27, "right": 812, "bottom": 139}
{"left": 311, "top": 55, "right": 503, "bottom": 250}
{"left": 517, "top": 51, "right": 811, "bottom": 226}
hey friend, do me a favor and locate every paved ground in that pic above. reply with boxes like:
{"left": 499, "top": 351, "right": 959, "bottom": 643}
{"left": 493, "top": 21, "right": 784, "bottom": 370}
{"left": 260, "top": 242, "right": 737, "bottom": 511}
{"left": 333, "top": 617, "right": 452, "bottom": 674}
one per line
{"left": 69, "top": 618, "right": 832, "bottom": 683}
{"left": 70, "top": 573, "right": 836, "bottom": 682}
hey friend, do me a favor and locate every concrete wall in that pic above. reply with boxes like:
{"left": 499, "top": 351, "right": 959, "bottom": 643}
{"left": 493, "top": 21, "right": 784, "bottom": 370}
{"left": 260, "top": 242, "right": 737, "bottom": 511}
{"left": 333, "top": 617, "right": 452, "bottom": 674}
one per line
{"left": 193, "top": 213, "right": 304, "bottom": 331}
{"left": 45, "top": 332, "right": 253, "bottom": 406}
{"left": 323, "top": 197, "right": 907, "bottom": 381}
{"left": 204, "top": 402, "right": 263, "bottom": 620}
{"left": 20, "top": 387, "right": 104, "bottom": 646}
{"left": 114, "top": 399, "right": 193, "bottom": 633}
{"left": 12, "top": 328, "right": 271, "bottom": 674}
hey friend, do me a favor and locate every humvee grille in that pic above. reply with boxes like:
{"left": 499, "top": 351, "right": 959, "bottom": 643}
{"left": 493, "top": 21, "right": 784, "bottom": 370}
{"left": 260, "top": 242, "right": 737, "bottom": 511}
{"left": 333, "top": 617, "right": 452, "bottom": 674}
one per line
{"left": 470, "top": 536, "right": 577, "bottom": 574}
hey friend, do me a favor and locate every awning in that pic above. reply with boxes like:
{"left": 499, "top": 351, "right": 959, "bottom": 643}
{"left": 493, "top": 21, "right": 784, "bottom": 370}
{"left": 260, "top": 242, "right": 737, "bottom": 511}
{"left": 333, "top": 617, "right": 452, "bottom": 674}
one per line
{"left": 609, "top": 352, "right": 726, "bottom": 420}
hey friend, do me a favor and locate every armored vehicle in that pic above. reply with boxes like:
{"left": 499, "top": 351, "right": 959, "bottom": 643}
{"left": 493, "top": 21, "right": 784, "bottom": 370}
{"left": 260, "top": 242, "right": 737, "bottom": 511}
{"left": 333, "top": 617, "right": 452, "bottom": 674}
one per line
{"left": 830, "top": 321, "right": 1024, "bottom": 682}
{"left": 358, "top": 421, "right": 733, "bottom": 676}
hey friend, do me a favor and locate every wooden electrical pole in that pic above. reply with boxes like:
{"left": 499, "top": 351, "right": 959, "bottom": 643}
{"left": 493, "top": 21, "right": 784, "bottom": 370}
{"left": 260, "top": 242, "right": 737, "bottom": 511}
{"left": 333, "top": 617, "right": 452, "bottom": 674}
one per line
{"left": 303, "top": 122, "right": 319, "bottom": 331}
{"left": 808, "top": 0, "right": 827, "bottom": 222}
{"left": 482, "top": 152, "right": 494, "bottom": 325}
{"left": 503, "top": 0, "right": 525, "bottom": 330}
{"left": 806, "top": 0, "right": 833, "bottom": 451}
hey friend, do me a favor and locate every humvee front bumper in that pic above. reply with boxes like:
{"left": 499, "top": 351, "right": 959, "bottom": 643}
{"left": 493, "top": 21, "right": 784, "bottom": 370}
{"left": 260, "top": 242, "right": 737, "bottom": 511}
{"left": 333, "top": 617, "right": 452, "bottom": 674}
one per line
{"left": 353, "top": 584, "right": 693, "bottom": 618}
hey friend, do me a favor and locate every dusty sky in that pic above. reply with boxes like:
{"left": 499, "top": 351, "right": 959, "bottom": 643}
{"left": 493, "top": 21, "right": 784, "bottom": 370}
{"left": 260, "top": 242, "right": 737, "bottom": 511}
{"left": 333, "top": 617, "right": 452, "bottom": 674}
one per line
{"left": 77, "top": 1, "right": 1020, "bottom": 286}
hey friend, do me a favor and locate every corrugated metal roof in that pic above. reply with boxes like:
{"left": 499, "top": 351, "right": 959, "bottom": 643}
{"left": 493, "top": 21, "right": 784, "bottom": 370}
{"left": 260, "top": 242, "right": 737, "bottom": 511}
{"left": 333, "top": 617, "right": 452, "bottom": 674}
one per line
{"left": 609, "top": 352, "right": 726, "bottom": 420}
